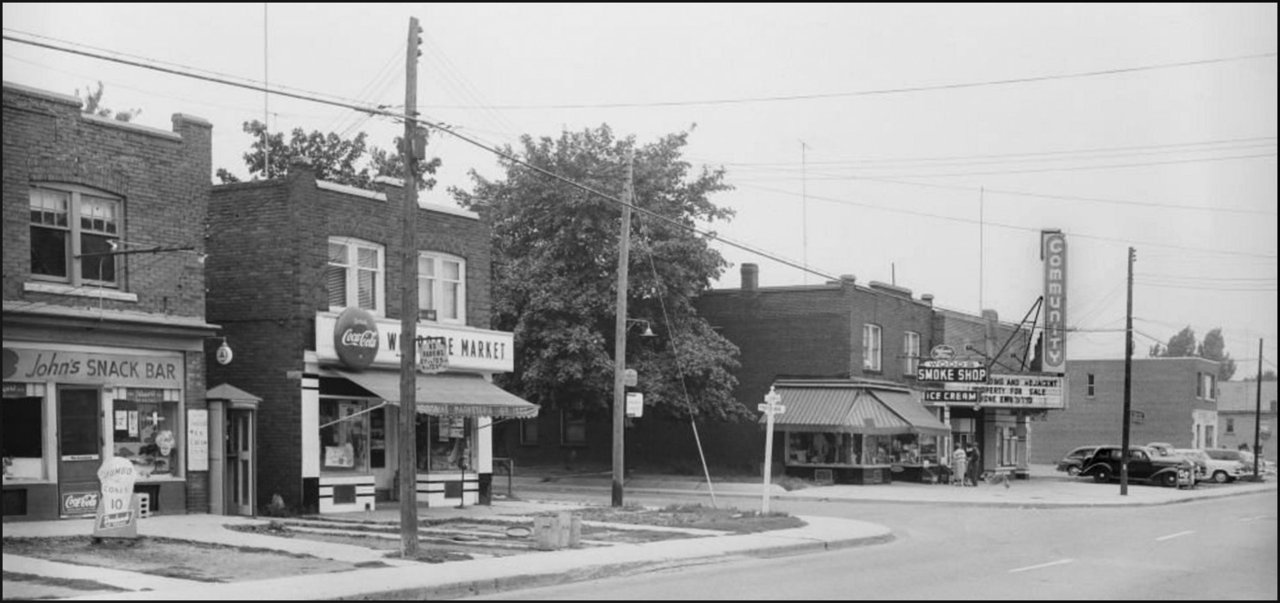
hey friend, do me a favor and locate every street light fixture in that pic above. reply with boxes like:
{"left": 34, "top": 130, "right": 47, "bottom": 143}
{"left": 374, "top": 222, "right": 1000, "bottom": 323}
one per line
{"left": 626, "top": 318, "right": 657, "bottom": 338}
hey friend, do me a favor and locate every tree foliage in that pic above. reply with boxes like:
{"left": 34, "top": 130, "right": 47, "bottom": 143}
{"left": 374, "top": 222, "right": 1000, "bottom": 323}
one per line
{"left": 215, "top": 121, "right": 441, "bottom": 190}
{"left": 1149, "top": 325, "right": 1236, "bottom": 381}
{"left": 453, "top": 124, "right": 747, "bottom": 421}
{"left": 75, "top": 81, "right": 140, "bottom": 122}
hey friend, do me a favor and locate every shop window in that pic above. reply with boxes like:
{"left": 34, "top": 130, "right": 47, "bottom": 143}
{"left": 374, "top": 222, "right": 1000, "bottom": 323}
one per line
{"left": 1225, "top": 418, "right": 1234, "bottom": 434}
{"left": 519, "top": 418, "right": 539, "bottom": 446}
{"left": 112, "top": 389, "right": 180, "bottom": 479}
{"left": 902, "top": 331, "right": 920, "bottom": 376}
{"left": 2, "top": 396, "right": 45, "bottom": 480}
{"left": 327, "top": 237, "right": 385, "bottom": 315}
{"left": 786, "top": 432, "right": 855, "bottom": 465}
{"left": 416, "top": 415, "right": 474, "bottom": 472}
{"left": 560, "top": 410, "right": 586, "bottom": 446}
{"left": 29, "top": 185, "right": 121, "bottom": 287}
{"left": 319, "top": 399, "right": 371, "bottom": 473}
{"left": 418, "top": 252, "right": 466, "bottom": 323}
{"left": 862, "top": 324, "right": 882, "bottom": 372}
{"left": 369, "top": 407, "right": 386, "bottom": 469}
{"left": 1086, "top": 373, "right": 1096, "bottom": 398}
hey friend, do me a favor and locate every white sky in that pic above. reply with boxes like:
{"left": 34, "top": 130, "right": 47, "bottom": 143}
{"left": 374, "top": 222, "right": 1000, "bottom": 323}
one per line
{"left": 4, "top": 3, "right": 1277, "bottom": 377}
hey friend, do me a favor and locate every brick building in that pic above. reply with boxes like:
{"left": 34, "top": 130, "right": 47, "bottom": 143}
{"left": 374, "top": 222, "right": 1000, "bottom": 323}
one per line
{"left": 3, "top": 81, "right": 217, "bottom": 521}
{"left": 501, "top": 262, "right": 1046, "bottom": 484}
{"left": 1216, "top": 380, "right": 1276, "bottom": 463}
{"left": 1029, "top": 357, "right": 1221, "bottom": 464}
{"left": 205, "top": 162, "right": 535, "bottom": 516}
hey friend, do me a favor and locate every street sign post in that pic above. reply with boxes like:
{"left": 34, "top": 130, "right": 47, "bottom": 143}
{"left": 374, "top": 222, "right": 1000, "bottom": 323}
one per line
{"left": 759, "top": 386, "right": 785, "bottom": 514}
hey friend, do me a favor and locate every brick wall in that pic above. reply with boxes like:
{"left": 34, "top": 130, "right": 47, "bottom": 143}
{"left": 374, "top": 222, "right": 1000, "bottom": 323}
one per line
{"left": 1030, "top": 357, "right": 1221, "bottom": 463}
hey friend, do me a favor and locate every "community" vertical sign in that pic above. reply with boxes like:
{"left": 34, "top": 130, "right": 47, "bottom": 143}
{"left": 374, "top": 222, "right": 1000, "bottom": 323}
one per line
{"left": 1042, "top": 230, "right": 1067, "bottom": 374}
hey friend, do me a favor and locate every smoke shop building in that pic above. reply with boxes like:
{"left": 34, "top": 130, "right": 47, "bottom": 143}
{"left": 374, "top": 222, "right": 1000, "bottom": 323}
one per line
{"left": 207, "top": 163, "right": 537, "bottom": 516}
{"left": 3, "top": 82, "right": 217, "bottom": 521}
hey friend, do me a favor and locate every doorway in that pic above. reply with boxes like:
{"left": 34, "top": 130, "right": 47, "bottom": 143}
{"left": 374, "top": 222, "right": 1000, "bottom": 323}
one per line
{"left": 226, "top": 409, "right": 255, "bottom": 515}
{"left": 58, "top": 388, "right": 101, "bottom": 518}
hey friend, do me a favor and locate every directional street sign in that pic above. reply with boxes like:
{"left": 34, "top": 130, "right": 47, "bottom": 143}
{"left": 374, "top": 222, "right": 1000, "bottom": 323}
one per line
{"left": 758, "top": 402, "right": 786, "bottom": 414}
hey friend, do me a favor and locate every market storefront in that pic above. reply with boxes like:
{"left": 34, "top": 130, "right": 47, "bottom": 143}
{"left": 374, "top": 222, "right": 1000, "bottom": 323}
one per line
{"left": 303, "top": 309, "right": 537, "bottom": 514}
{"left": 769, "top": 380, "right": 951, "bottom": 485}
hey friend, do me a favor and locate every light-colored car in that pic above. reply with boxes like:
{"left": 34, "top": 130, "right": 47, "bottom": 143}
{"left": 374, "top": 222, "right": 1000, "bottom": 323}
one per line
{"left": 1200, "top": 448, "right": 1252, "bottom": 483}
{"left": 1237, "top": 450, "right": 1276, "bottom": 477}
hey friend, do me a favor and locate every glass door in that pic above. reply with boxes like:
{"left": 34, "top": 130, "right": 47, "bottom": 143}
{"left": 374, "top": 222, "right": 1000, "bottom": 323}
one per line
{"left": 58, "top": 388, "right": 101, "bottom": 518}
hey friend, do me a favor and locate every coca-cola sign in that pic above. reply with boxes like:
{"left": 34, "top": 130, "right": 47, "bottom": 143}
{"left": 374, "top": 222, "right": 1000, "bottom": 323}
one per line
{"left": 333, "top": 307, "right": 379, "bottom": 370}
{"left": 62, "top": 491, "right": 100, "bottom": 515}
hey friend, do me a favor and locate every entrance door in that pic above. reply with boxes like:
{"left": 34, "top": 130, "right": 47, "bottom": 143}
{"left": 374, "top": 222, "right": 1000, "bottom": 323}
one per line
{"left": 58, "top": 388, "right": 102, "bottom": 518}
{"left": 226, "top": 409, "right": 255, "bottom": 516}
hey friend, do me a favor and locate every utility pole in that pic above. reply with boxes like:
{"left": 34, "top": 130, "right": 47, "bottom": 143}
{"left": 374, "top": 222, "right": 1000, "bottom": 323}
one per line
{"left": 1253, "top": 338, "right": 1263, "bottom": 480}
{"left": 801, "top": 140, "right": 808, "bottom": 285}
{"left": 612, "top": 152, "right": 635, "bottom": 508}
{"left": 398, "top": 16, "right": 423, "bottom": 557}
{"left": 1120, "top": 247, "right": 1135, "bottom": 496}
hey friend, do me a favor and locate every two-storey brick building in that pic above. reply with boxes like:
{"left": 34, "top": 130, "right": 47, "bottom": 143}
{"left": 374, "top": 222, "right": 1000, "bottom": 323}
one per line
{"left": 205, "top": 162, "right": 535, "bottom": 516}
{"left": 3, "top": 81, "right": 218, "bottom": 521}
{"left": 1214, "top": 379, "right": 1275, "bottom": 463}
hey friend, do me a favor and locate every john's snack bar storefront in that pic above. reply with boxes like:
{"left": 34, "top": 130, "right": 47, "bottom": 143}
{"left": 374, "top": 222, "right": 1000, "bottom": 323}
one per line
{"left": 3, "top": 342, "right": 204, "bottom": 521}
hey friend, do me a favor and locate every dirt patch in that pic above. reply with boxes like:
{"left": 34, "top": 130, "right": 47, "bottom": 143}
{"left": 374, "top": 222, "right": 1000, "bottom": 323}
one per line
{"left": 572, "top": 503, "right": 806, "bottom": 534}
{"left": 2, "top": 535, "right": 359, "bottom": 583}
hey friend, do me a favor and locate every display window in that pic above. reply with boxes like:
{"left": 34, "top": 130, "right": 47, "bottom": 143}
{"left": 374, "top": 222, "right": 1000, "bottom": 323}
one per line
{"left": 319, "top": 399, "right": 371, "bottom": 473}
{"left": 3, "top": 394, "right": 45, "bottom": 481}
{"left": 415, "top": 415, "right": 474, "bottom": 472}
{"left": 112, "top": 389, "right": 180, "bottom": 479}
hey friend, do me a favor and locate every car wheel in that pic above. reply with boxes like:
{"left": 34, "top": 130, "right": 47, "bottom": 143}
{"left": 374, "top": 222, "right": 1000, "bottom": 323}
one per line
{"left": 1092, "top": 468, "right": 1111, "bottom": 483}
{"left": 1212, "top": 470, "right": 1229, "bottom": 484}
{"left": 1066, "top": 466, "right": 1080, "bottom": 477}
{"left": 1161, "top": 472, "right": 1178, "bottom": 488}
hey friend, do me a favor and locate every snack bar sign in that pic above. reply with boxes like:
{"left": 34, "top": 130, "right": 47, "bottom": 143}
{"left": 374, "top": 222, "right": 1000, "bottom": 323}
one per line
{"left": 2, "top": 347, "right": 183, "bottom": 388}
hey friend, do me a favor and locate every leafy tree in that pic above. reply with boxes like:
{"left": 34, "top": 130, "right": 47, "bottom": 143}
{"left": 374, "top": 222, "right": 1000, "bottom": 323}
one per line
{"left": 1149, "top": 325, "right": 1237, "bottom": 381}
{"left": 1244, "top": 370, "right": 1277, "bottom": 381}
{"left": 453, "top": 125, "right": 747, "bottom": 421}
{"left": 75, "top": 81, "right": 140, "bottom": 122}
{"left": 215, "top": 121, "right": 440, "bottom": 190}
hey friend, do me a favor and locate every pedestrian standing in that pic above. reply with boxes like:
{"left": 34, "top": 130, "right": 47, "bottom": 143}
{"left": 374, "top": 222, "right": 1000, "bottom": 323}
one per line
{"left": 950, "top": 443, "right": 967, "bottom": 486}
{"left": 965, "top": 442, "right": 982, "bottom": 486}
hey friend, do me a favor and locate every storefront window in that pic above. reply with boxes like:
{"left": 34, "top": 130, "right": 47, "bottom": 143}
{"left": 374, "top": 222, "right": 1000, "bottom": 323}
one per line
{"left": 319, "top": 399, "right": 370, "bottom": 473}
{"left": 113, "top": 389, "right": 180, "bottom": 479}
{"left": 416, "top": 415, "right": 474, "bottom": 472}
{"left": 786, "top": 432, "right": 855, "bottom": 465}
{"left": 3, "top": 395, "right": 44, "bottom": 480}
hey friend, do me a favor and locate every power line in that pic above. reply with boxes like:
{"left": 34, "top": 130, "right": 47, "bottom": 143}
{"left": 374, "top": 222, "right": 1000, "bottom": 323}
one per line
{"left": 735, "top": 182, "right": 1279, "bottom": 259}
{"left": 421, "top": 51, "right": 1279, "bottom": 109}
{"left": 3, "top": 30, "right": 843, "bottom": 283}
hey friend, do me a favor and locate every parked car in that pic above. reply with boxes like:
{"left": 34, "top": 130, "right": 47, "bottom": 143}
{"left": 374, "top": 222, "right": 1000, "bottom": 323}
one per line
{"left": 1146, "top": 442, "right": 1176, "bottom": 457}
{"left": 1201, "top": 448, "right": 1252, "bottom": 483}
{"left": 1056, "top": 445, "right": 1102, "bottom": 477}
{"left": 1079, "top": 445, "right": 1193, "bottom": 487}
{"left": 1170, "top": 448, "right": 1210, "bottom": 482}
{"left": 1238, "top": 451, "right": 1276, "bottom": 477}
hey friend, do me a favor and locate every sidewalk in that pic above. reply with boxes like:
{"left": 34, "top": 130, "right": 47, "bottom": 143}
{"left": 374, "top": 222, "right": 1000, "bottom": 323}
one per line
{"left": 2, "top": 465, "right": 1273, "bottom": 601}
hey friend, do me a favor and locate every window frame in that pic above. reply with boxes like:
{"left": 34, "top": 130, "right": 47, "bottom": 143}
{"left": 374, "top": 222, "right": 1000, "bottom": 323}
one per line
{"left": 29, "top": 184, "right": 123, "bottom": 288}
{"left": 1086, "top": 373, "right": 1096, "bottom": 398}
{"left": 862, "top": 323, "right": 882, "bottom": 372}
{"left": 327, "top": 237, "right": 386, "bottom": 316}
{"left": 417, "top": 251, "right": 467, "bottom": 324}
{"left": 560, "top": 409, "right": 587, "bottom": 447}
{"left": 518, "top": 418, "right": 539, "bottom": 446}
{"left": 902, "top": 331, "right": 920, "bottom": 376}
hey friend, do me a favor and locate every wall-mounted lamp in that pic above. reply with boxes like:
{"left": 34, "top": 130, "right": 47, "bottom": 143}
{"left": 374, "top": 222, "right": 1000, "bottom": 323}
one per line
{"left": 626, "top": 318, "right": 657, "bottom": 338}
{"left": 211, "top": 337, "right": 234, "bottom": 365}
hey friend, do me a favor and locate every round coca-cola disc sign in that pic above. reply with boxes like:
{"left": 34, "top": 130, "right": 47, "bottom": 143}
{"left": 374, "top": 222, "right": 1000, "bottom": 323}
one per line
{"left": 333, "top": 307, "right": 379, "bottom": 370}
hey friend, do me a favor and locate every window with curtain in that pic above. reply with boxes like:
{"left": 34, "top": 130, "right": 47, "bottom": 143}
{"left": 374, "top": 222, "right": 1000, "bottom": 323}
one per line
{"left": 327, "top": 237, "right": 384, "bottom": 315}
{"left": 862, "top": 324, "right": 882, "bottom": 372}
{"left": 902, "top": 331, "right": 920, "bottom": 376}
{"left": 418, "top": 252, "right": 466, "bottom": 323}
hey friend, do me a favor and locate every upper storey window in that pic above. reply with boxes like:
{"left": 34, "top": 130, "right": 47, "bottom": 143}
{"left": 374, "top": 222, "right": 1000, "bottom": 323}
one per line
{"left": 328, "top": 237, "right": 385, "bottom": 315}
{"left": 30, "top": 185, "right": 121, "bottom": 287}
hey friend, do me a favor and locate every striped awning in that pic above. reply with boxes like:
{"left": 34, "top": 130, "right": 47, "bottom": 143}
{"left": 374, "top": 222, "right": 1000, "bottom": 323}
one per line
{"left": 322, "top": 367, "right": 539, "bottom": 419}
{"left": 764, "top": 382, "right": 947, "bottom": 435}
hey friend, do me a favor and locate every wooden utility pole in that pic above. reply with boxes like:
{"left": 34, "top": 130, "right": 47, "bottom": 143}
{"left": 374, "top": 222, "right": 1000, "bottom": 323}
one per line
{"left": 398, "top": 16, "right": 423, "bottom": 556}
{"left": 1253, "top": 338, "right": 1263, "bottom": 480}
{"left": 612, "top": 152, "right": 634, "bottom": 507}
{"left": 1120, "top": 247, "right": 1134, "bottom": 496}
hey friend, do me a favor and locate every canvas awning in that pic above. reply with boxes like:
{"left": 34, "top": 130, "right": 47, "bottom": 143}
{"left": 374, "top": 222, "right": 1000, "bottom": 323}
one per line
{"left": 322, "top": 367, "right": 539, "bottom": 419}
{"left": 764, "top": 382, "right": 948, "bottom": 436}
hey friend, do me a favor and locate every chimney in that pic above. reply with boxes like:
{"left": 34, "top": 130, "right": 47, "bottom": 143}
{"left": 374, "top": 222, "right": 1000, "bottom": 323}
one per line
{"left": 741, "top": 263, "right": 758, "bottom": 291}
{"left": 921, "top": 294, "right": 934, "bottom": 306}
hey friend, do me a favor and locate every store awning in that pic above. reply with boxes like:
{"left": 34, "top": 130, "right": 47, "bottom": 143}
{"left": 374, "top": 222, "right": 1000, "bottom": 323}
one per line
{"left": 322, "top": 367, "right": 539, "bottom": 419}
{"left": 765, "top": 383, "right": 948, "bottom": 436}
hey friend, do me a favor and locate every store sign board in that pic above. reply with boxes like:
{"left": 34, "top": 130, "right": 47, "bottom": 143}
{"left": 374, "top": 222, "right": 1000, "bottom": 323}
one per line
{"left": 2, "top": 347, "right": 183, "bottom": 388}
{"left": 187, "top": 409, "right": 209, "bottom": 472}
{"left": 1042, "top": 231, "right": 1068, "bottom": 374}
{"left": 93, "top": 457, "right": 138, "bottom": 538}
{"left": 316, "top": 312, "right": 513, "bottom": 373}
{"left": 626, "top": 392, "right": 644, "bottom": 418}
{"left": 332, "top": 307, "right": 380, "bottom": 370}
{"left": 945, "top": 374, "right": 1066, "bottom": 409}
{"left": 917, "top": 360, "right": 988, "bottom": 383}
{"left": 923, "top": 389, "right": 979, "bottom": 403}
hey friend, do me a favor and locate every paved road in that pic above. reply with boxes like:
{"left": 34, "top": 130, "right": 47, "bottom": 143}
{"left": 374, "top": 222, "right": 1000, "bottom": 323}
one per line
{"left": 470, "top": 487, "right": 1278, "bottom": 600}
